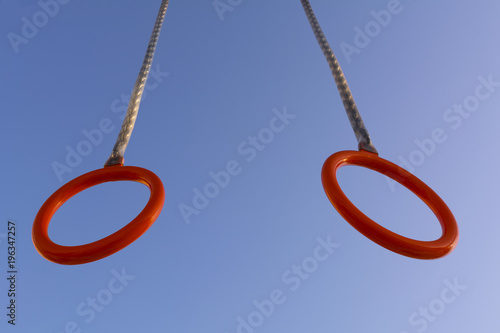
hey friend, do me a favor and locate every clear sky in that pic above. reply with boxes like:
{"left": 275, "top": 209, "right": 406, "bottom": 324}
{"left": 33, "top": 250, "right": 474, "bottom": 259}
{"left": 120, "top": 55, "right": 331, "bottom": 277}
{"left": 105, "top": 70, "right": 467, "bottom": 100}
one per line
{"left": 1, "top": 0, "right": 500, "bottom": 332}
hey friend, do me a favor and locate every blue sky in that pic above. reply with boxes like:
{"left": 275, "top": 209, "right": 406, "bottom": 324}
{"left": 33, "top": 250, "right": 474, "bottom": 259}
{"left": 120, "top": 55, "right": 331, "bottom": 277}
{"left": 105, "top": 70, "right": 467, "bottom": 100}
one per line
{"left": 1, "top": 0, "right": 500, "bottom": 332}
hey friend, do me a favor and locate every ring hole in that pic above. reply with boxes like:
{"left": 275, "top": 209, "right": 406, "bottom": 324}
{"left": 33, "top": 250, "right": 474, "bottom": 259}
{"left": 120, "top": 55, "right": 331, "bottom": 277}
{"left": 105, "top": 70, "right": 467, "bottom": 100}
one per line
{"left": 49, "top": 181, "right": 150, "bottom": 246}
{"left": 336, "top": 165, "right": 442, "bottom": 241}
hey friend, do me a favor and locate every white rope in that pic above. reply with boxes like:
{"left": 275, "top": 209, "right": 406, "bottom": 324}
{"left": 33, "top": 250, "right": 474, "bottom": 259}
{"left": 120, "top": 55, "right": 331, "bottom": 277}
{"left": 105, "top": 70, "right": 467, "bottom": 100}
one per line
{"left": 300, "top": 0, "right": 378, "bottom": 154}
{"left": 105, "top": 0, "right": 170, "bottom": 166}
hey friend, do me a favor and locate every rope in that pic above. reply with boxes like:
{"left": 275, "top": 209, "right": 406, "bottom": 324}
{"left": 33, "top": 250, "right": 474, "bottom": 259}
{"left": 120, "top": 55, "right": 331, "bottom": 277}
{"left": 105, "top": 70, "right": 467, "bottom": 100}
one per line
{"left": 105, "top": 0, "right": 170, "bottom": 166}
{"left": 299, "top": 0, "right": 378, "bottom": 154}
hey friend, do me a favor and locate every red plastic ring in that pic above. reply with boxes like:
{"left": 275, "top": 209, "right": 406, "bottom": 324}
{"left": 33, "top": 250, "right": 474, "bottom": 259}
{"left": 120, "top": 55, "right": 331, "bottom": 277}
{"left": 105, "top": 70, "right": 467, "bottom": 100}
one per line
{"left": 32, "top": 165, "right": 165, "bottom": 265}
{"left": 321, "top": 150, "right": 458, "bottom": 259}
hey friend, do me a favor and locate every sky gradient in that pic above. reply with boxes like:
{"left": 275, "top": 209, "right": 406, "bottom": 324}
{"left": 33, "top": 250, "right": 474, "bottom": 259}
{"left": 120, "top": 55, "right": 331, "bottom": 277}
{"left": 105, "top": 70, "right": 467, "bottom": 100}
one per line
{"left": 1, "top": 0, "right": 500, "bottom": 332}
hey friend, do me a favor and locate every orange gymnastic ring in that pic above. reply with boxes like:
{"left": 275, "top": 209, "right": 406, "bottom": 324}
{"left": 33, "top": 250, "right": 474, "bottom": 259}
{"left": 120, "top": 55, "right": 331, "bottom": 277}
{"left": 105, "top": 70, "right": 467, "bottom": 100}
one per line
{"left": 32, "top": 165, "right": 165, "bottom": 265}
{"left": 321, "top": 150, "right": 458, "bottom": 259}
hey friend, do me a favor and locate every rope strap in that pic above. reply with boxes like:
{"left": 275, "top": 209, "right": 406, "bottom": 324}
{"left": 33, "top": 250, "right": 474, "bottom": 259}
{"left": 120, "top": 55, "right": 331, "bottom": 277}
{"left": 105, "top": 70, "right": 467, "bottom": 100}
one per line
{"left": 300, "top": 0, "right": 378, "bottom": 154}
{"left": 105, "top": 0, "right": 170, "bottom": 166}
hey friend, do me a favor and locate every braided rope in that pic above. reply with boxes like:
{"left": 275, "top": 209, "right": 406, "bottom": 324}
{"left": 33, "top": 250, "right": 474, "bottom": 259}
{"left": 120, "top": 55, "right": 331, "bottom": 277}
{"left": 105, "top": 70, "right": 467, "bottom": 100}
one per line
{"left": 105, "top": 0, "right": 169, "bottom": 166}
{"left": 300, "top": 0, "right": 378, "bottom": 154}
